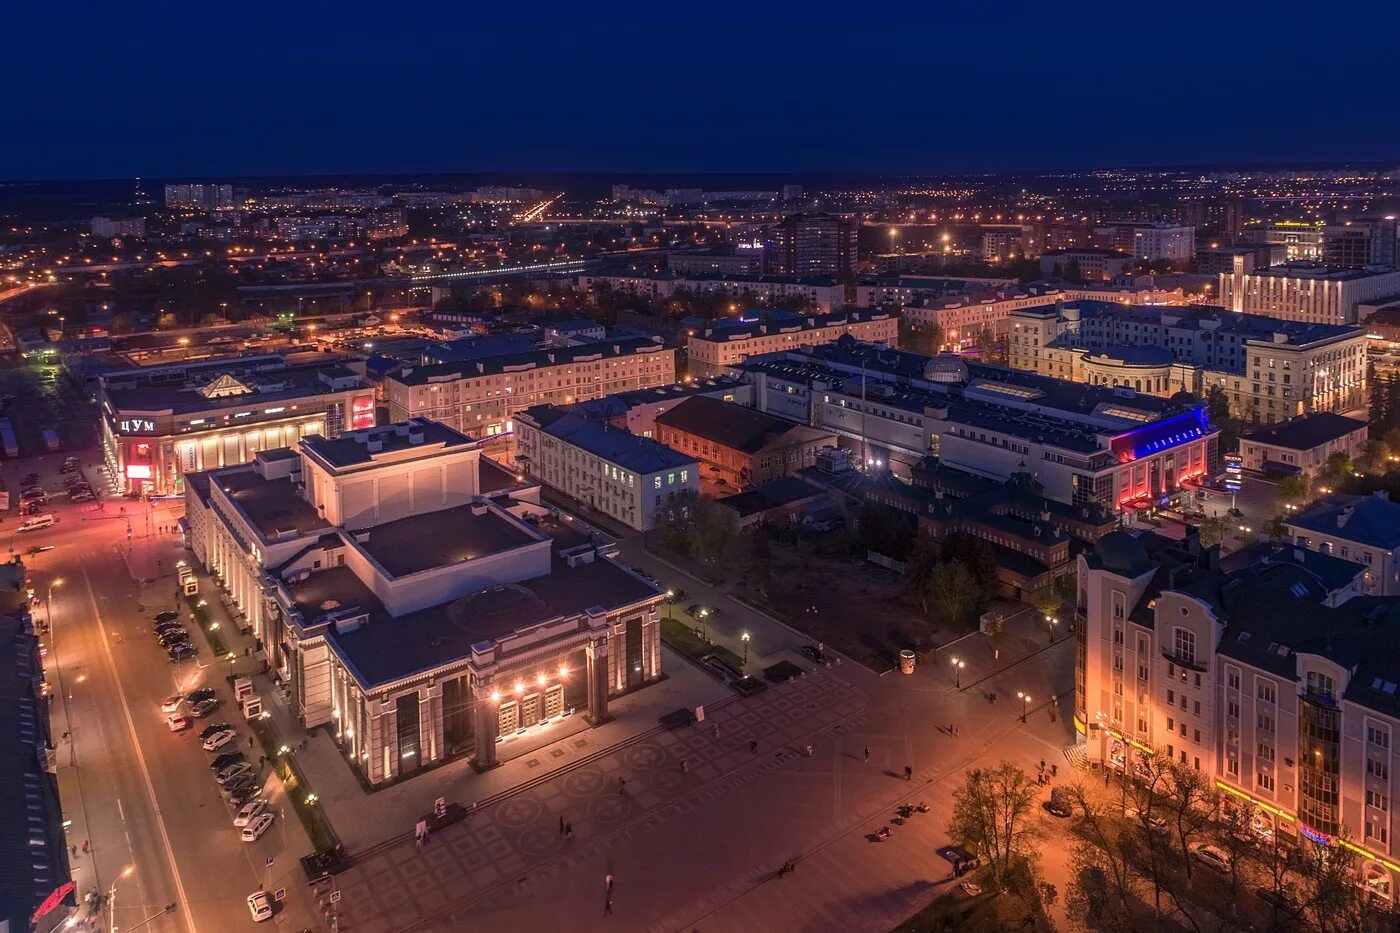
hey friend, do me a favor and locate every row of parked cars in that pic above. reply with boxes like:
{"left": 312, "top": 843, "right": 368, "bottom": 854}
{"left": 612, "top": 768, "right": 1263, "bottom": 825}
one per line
{"left": 151, "top": 610, "right": 198, "bottom": 662}
{"left": 152, "top": 611, "right": 277, "bottom": 922}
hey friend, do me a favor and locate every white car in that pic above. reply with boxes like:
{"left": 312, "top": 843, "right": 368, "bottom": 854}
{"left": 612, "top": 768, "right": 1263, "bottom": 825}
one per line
{"left": 233, "top": 799, "right": 268, "bottom": 828}
{"left": 166, "top": 715, "right": 192, "bottom": 733}
{"left": 246, "top": 891, "right": 273, "bottom": 922}
{"left": 241, "top": 812, "right": 274, "bottom": 842}
{"left": 159, "top": 695, "right": 184, "bottom": 713}
{"left": 202, "top": 729, "right": 237, "bottom": 752}
{"left": 1191, "top": 843, "right": 1232, "bottom": 873}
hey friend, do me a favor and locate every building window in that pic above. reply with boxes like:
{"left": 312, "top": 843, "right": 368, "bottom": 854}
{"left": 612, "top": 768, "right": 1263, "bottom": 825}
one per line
{"left": 1173, "top": 628, "right": 1195, "bottom": 665}
{"left": 1368, "top": 757, "right": 1389, "bottom": 780}
{"left": 1367, "top": 788, "right": 1389, "bottom": 812}
{"left": 1257, "top": 771, "right": 1275, "bottom": 792}
{"left": 1258, "top": 681, "right": 1277, "bottom": 704}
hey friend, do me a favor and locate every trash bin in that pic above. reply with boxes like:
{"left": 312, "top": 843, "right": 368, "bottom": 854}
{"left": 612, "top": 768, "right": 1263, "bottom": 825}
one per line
{"left": 899, "top": 649, "right": 916, "bottom": 674}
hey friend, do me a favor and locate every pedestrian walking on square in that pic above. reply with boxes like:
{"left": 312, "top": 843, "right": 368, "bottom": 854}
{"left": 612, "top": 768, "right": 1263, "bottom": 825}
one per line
{"left": 604, "top": 897, "right": 614, "bottom": 918}
{"left": 864, "top": 746, "right": 870, "bottom": 763}
{"left": 617, "top": 777, "right": 626, "bottom": 795}
{"left": 82, "top": 839, "right": 89, "bottom": 854}
{"left": 804, "top": 745, "right": 813, "bottom": 757}
{"left": 750, "top": 739, "right": 758, "bottom": 754}
{"left": 559, "top": 815, "right": 565, "bottom": 836}
{"left": 564, "top": 822, "right": 572, "bottom": 839}
{"left": 904, "top": 765, "right": 913, "bottom": 781}
{"left": 681, "top": 759, "right": 688, "bottom": 773}
{"left": 605, "top": 873, "right": 614, "bottom": 894}
{"left": 712, "top": 723, "right": 720, "bottom": 739}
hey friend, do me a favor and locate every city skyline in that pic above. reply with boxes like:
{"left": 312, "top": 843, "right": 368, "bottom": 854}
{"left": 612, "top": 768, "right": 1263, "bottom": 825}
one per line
{"left": 8, "top": 3, "right": 1400, "bottom": 180}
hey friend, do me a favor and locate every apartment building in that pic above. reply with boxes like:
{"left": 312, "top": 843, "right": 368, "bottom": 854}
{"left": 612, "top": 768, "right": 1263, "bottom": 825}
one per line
{"left": 576, "top": 273, "right": 847, "bottom": 312}
{"left": 1039, "top": 249, "right": 1134, "bottom": 281}
{"left": 383, "top": 338, "right": 676, "bottom": 438}
{"left": 1007, "top": 301, "right": 1368, "bottom": 424}
{"left": 1219, "top": 262, "right": 1400, "bottom": 325}
{"left": 1285, "top": 493, "right": 1400, "bottom": 596}
{"left": 683, "top": 308, "right": 897, "bottom": 377}
{"left": 654, "top": 396, "right": 836, "bottom": 489}
{"left": 514, "top": 405, "right": 698, "bottom": 531}
{"left": 1239, "top": 413, "right": 1368, "bottom": 475}
{"left": 1077, "top": 527, "right": 1400, "bottom": 901}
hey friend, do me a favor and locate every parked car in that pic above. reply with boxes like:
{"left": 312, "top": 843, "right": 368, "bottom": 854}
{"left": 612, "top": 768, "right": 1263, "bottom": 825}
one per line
{"left": 216, "top": 762, "right": 255, "bottom": 786}
{"left": 246, "top": 891, "right": 273, "bottom": 922}
{"left": 190, "top": 698, "right": 219, "bottom": 718}
{"left": 202, "top": 729, "right": 237, "bottom": 752}
{"left": 168, "top": 644, "right": 197, "bottom": 661}
{"left": 226, "top": 785, "right": 260, "bottom": 807}
{"left": 152, "top": 611, "right": 180, "bottom": 624}
{"left": 186, "top": 687, "right": 217, "bottom": 704}
{"left": 1125, "top": 806, "right": 1167, "bottom": 831}
{"left": 241, "top": 813, "right": 274, "bottom": 842}
{"left": 199, "top": 722, "right": 232, "bottom": 740}
{"left": 159, "top": 695, "right": 184, "bottom": 713}
{"left": 1191, "top": 844, "right": 1233, "bottom": 873}
{"left": 154, "top": 623, "right": 184, "bottom": 638}
{"left": 1257, "top": 885, "right": 1299, "bottom": 913}
{"left": 70, "top": 492, "right": 94, "bottom": 503}
{"left": 798, "top": 644, "right": 826, "bottom": 663}
{"left": 209, "top": 752, "right": 244, "bottom": 772}
{"left": 158, "top": 631, "right": 191, "bottom": 648}
{"left": 233, "top": 799, "right": 268, "bottom": 827}
{"left": 166, "top": 715, "right": 192, "bottom": 732}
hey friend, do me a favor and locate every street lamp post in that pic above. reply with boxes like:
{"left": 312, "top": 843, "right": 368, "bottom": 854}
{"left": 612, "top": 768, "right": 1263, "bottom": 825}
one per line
{"left": 698, "top": 608, "right": 709, "bottom": 643}
{"left": 664, "top": 590, "right": 674, "bottom": 621}
{"left": 1046, "top": 615, "right": 1058, "bottom": 644}
{"left": 1017, "top": 691, "right": 1031, "bottom": 723}
{"left": 46, "top": 578, "right": 64, "bottom": 630}
{"left": 110, "top": 865, "right": 135, "bottom": 933}
{"left": 951, "top": 656, "right": 964, "bottom": 688}
{"left": 741, "top": 631, "right": 750, "bottom": 668}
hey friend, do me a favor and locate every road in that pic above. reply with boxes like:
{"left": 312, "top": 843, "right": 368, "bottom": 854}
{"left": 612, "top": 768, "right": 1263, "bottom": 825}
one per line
{"left": 12, "top": 451, "right": 318, "bottom": 932}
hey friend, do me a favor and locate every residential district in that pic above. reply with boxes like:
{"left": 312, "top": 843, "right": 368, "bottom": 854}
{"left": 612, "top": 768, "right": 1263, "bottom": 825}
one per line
{"left": 7, "top": 170, "right": 1400, "bottom": 933}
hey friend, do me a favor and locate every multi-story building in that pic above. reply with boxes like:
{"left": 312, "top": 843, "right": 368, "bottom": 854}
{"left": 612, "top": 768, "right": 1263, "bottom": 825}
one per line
{"left": 855, "top": 274, "right": 1019, "bottom": 308}
{"left": 1285, "top": 493, "right": 1400, "bottom": 596}
{"left": 1239, "top": 221, "right": 1326, "bottom": 261}
{"left": 1093, "top": 223, "right": 1195, "bottom": 266}
{"left": 1238, "top": 412, "right": 1368, "bottom": 475}
{"left": 683, "top": 308, "right": 897, "bottom": 377}
{"left": 667, "top": 247, "right": 765, "bottom": 276}
{"left": 184, "top": 419, "right": 664, "bottom": 787}
{"left": 90, "top": 216, "right": 146, "bottom": 239}
{"left": 895, "top": 284, "right": 1071, "bottom": 349}
{"left": 1190, "top": 244, "right": 1285, "bottom": 277}
{"left": 364, "top": 209, "right": 409, "bottom": 241}
{"left": 764, "top": 213, "right": 859, "bottom": 277}
{"left": 736, "top": 340, "right": 1219, "bottom": 514}
{"left": 99, "top": 354, "right": 373, "bottom": 496}
{"left": 1218, "top": 262, "right": 1400, "bottom": 325}
{"left": 1007, "top": 301, "right": 1369, "bottom": 424}
{"left": 1076, "top": 526, "right": 1400, "bottom": 899}
{"left": 383, "top": 338, "right": 675, "bottom": 439}
{"left": 514, "top": 406, "right": 698, "bottom": 531}
{"left": 981, "top": 227, "right": 1025, "bottom": 264}
{"left": 164, "top": 183, "right": 233, "bottom": 212}
{"left": 1039, "top": 249, "right": 1133, "bottom": 282}
{"left": 654, "top": 395, "right": 837, "bottom": 489}
{"left": 1325, "top": 218, "right": 1398, "bottom": 269}
{"left": 566, "top": 375, "right": 752, "bottom": 438}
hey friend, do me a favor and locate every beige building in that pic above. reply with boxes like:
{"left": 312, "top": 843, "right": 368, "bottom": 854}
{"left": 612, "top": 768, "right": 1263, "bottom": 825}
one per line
{"left": 1238, "top": 412, "right": 1368, "bottom": 475}
{"left": 185, "top": 419, "right": 664, "bottom": 787}
{"left": 683, "top": 308, "right": 897, "bottom": 377}
{"left": 384, "top": 338, "right": 675, "bottom": 439}
{"left": 1008, "top": 301, "right": 1368, "bottom": 425}
{"left": 1219, "top": 262, "right": 1400, "bottom": 325}
{"left": 1077, "top": 529, "right": 1400, "bottom": 901}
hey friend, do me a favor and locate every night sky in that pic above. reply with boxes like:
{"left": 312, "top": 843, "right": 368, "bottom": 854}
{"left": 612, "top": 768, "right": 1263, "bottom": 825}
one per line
{"left": 8, "top": 1, "right": 1400, "bottom": 180}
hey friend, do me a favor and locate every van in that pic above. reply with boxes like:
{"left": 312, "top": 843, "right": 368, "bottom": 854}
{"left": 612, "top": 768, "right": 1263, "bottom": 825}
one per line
{"left": 18, "top": 515, "right": 55, "bottom": 532}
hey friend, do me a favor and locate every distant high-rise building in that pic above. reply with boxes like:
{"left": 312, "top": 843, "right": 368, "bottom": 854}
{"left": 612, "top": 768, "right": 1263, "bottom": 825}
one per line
{"left": 91, "top": 216, "right": 146, "bottom": 239}
{"left": 1324, "top": 218, "right": 1398, "bottom": 269}
{"left": 164, "top": 183, "right": 233, "bottom": 212}
{"left": 782, "top": 184, "right": 804, "bottom": 201}
{"left": 765, "top": 212, "right": 858, "bottom": 277}
{"left": 1239, "top": 221, "right": 1325, "bottom": 261}
{"left": 364, "top": 208, "right": 409, "bottom": 241}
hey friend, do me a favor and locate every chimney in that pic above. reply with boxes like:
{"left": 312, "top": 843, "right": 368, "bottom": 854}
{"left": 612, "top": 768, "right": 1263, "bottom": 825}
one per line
{"left": 1338, "top": 505, "right": 1354, "bottom": 528}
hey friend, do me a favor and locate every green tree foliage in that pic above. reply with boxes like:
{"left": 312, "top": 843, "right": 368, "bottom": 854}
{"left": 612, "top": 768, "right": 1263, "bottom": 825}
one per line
{"left": 948, "top": 762, "right": 1040, "bottom": 891}
{"left": 927, "top": 561, "right": 981, "bottom": 627}
{"left": 1275, "top": 472, "right": 1312, "bottom": 507}
{"left": 898, "top": 317, "right": 944, "bottom": 356}
{"left": 938, "top": 531, "right": 1000, "bottom": 604}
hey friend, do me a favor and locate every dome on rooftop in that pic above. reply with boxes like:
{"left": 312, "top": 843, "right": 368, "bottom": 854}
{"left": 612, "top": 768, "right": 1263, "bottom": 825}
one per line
{"left": 1170, "top": 390, "right": 1199, "bottom": 406}
{"left": 1094, "top": 530, "right": 1152, "bottom": 576}
{"left": 923, "top": 355, "right": 969, "bottom": 384}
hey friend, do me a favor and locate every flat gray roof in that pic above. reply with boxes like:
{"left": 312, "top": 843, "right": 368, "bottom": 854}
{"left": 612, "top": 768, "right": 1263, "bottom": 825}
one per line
{"left": 357, "top": 503, "right": 541, "bottom": 578}
{"left": 217, "top": 470, "right": 330, "bottom": 541}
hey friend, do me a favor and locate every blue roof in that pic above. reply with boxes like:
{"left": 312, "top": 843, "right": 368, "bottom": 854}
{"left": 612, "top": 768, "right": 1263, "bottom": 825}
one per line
{"left": 1289, "top": 494, "right": 1400, "bottom": 550}
{"left": 523, "top": 406, "right": 696, "bottom": 474}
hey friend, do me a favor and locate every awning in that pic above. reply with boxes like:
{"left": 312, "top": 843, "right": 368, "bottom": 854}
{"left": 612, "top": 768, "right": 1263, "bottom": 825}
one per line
{"left": 1261, "top": 460, "right": 1302, "bottom": 476}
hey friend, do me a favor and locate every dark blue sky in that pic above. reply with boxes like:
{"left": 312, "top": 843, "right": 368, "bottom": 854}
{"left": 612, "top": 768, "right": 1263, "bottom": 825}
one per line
{"left": 8, "top": 1, "right": 1399, "bottom": 180}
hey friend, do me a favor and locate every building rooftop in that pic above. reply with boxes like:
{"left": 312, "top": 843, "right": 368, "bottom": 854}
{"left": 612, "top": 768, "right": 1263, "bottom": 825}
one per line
{"left": 688, "top": 307, "right": 893, "bottom": 342}
{"left": 301, "top": 418, "right": 476, "bottom": 469}
{"left": 1247, "top": 261, "right": 1400, "bottom": 282}
{"left": 357, "top": 502, "right": 542, "bottom": 578}
{"left": 568, "top": 375, "right": 749, "bottom": 422}
{"left": 1287, "top": 493, "right": 1400, "bottom": 550}
{"left": 716, "top": 476, "right": 826, "bottom": 518}
{"left": 102, "top": 356, "right": 366, "bottom": 415}
{"left": 1240, "top": 412, "right": 1368, "bottom": 451}
{"left": 216, "top": 469, "right": 330, "bottom": 541}
{"left": 655, "top": 395, "right": 829, "bottom": 454}
{"left": 1046, "top": 300, "right": 1364, "bottom": 347}
{"left": 521, "top": 406, "right": 696, "bottom": 474}
{"left": 392, "top": 337, "right": 667, "bottom": 387}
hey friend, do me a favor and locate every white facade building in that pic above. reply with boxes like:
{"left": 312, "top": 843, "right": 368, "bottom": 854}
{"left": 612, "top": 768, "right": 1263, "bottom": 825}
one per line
{"left": 1219, "top": 262, "right": 1400, "bottom": 325}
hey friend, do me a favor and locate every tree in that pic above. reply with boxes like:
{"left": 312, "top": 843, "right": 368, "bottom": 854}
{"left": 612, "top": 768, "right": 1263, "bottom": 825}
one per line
{"left": 1197, "top": 513, "right": 1228, "bottom": 547}
{"left": 1384, "top": 427, "right": 1400, "bottom": 454}
{"left": 1062, "top": 259, "right": 1084, "bottom": 284}
{"left": 1321, "top": 451, "right": 1353, "bottom": 485}
{"left": 689, "top": 498, "right": 738, "bottom": 578}
{"left": 898, "top": 317, "right": 942, "bottom": 355}
{"left": 745, "top": 526, "right": 772, "bottom": 595}
{"left": 939, "top": 531, "right": 999, "bottom": 605}
{"left": 1276, "top": 472, "right": 1312, "bottom": 508}
{"left": 926, "top": 561, "right": 980, "bottom": 627}
{"left": 157, "top": 311, "right": 177, "bottom": 330}
{"left": 1363, "top": 439, "right": 1392, "bottom": 474}
{"left": 1029, "top": 586, "right": 1062, "bottom": 623}
{"left": 948, "top": 762, "right": 1040, "bottom": 891}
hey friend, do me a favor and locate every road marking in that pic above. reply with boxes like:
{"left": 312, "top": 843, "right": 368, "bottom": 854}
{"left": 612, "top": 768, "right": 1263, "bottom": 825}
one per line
{"left": 80, "top": 565, "right": 196, "bottom": 932}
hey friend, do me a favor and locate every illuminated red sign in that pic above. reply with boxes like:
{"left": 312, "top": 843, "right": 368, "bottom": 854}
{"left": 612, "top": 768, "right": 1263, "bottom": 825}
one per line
{"left": 32, "top": 880, "right": 75, "bottom": 923}
{"left": 351, "top": 396, "right": 375, "bottom": 430}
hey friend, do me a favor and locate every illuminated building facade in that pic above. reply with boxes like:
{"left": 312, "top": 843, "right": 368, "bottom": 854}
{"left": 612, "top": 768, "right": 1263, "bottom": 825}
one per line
{"left": 684, "top": 308, "right": 897, "bottom": 377}
{"left": 184, "top": 419, "right": 664, "bottom": 787}
{"left": 1218, "top": 262, "right": 1400, "bottom": 325}
{"left": 99, "top": 354, "right": 373, "bottom": 496}
{"left": 1009, "top": 301, "right": 1368, "bottom": 425}
{"left": 1077, "top": 529, "right": 1400, "bottom": 901}
{"left": 736, "top": 340, "right": 1218, "bottom": 512}
{"left": 383, "top": 338, "right": 676, "bottom": 439}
